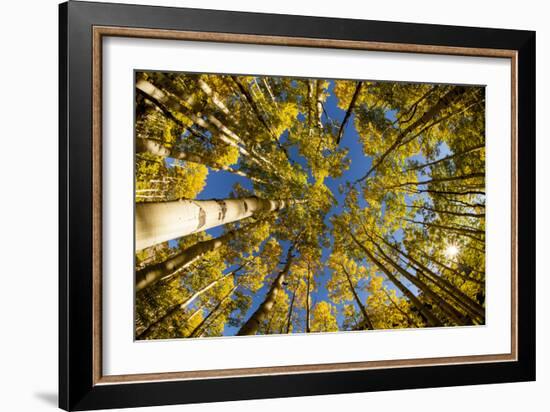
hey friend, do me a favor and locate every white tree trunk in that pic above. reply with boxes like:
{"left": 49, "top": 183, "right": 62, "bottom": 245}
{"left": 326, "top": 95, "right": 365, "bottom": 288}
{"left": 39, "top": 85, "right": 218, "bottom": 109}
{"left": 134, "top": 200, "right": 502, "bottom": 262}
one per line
{"left": 136, "top": 271, "right": 233, "bottom": 338}
{"left": 197, "top": 79, "right": 230, "bottom": 115}
{"left": 262, "top": 77, "right": 276, "bottom": 102}
{"left": 136, "top": 226, "right": 253, "bottom": 291}
{"left": 137, "top": 78, "right": 271, "bottom": 170}
{"left": 237, "top": 245, "right": 295, "bottom": 335}
{"left": 136, "top": 138, "right": 267, "bottom": 184}
{"left": 136, "top": 197, "right": 292, "bottom": 251}
{"left": 315, "top": 80, "right": 324, "bottom": 129}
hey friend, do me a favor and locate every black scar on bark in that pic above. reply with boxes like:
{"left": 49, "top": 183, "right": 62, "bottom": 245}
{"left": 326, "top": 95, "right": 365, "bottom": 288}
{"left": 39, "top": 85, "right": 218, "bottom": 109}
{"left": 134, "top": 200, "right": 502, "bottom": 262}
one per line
{"left": 196, "top": 207, "right": 206, "bottom": 230}
{"left": 217, "top": 200, "right": 228, "bottom": 221}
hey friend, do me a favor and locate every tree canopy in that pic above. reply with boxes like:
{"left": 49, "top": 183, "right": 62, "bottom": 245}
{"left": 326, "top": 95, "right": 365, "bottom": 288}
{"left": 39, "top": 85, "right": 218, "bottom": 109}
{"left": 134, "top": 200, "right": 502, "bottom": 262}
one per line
{"left": 134, "top": 72, "right": 486, "bottom": 340}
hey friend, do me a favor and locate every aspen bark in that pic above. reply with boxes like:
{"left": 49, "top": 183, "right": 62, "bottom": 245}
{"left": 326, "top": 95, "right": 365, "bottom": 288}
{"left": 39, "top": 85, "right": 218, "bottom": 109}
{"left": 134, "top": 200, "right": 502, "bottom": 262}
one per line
{"left": 237, "top": 245, "right": 295, "bottom": 335}
{"left": 413, "top": 188, "right": 485, "bottom": 197}
{"left": 136, "top": 138, "right": 266, "bottom": 184}
{"left": 137, "top": 267, "right": 242, "bottom": 339}
{"left": 137, "top": 78, "right": 268, "bottom": 169}
{"left": 336, "top": 81, "right": 363, "bottom": 144}
{"left": 381, "top": 288, "right": 419, "bottom": 327}
{"left": 137, "top": 231, "right": 231, "bottom": 292}
{"left": 387, "top": 172, "right": 485, "bottom": 189}
{"left": 262, "top": 77, "right": 276, "bottom": 102}
{"left": 197, "top": 78, "right": 230, "bottom": 115}
{"left": 357, "top": 86, "right": 468, "bottom": 182}
{"left": 315, "top": 80, "right": 324, "bottom": 129}
{"left": 229, "top": 76, "right": 292, "bottom": 163}
{"left": 307, "top": 80, "right": 315, "bottom": 135}
{"left": 407, "top": 204, "right": 485, "bottom": 219}
{"left": 406, "top": 144, "right": 484, "bottom": 172}
{"left": 136, "top": 222, "right": 260, "bottom": 291}
{"left": 136, "top": 196, "right": 293, "bottom": 251}
{"left": 397, "top": 252, "right": 485, "bottom": 321}
{"left": 373, "top": 243, "right": 469, "bottom": 326}
{"left": 402, "top": 219, "right": 485, "bottom": 243}
{"left": 349, "top": 230, "right": 443, "bottom": 327}
{"left": 419, "top": 251, "right": 484, "bottom": 285}
{"left": 285, "top": 283, "right": 298, "bottom": 334}
{"left": 305, "top": 263, "right": 311, "bottom": 333}
{"left": 341, "top": 264, "right": 374, "bottom": 330}
{"left": 357, "top": 225, "right": 470, "bottom": 325}
{"left": 188, "top": 286, "right": 238, "bottom": 338}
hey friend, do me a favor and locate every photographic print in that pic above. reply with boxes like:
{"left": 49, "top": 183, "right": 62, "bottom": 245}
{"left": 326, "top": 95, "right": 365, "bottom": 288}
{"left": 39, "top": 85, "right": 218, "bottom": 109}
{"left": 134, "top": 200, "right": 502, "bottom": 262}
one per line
{"left": 134, "top": 72, "right": 486, "bottom": 340}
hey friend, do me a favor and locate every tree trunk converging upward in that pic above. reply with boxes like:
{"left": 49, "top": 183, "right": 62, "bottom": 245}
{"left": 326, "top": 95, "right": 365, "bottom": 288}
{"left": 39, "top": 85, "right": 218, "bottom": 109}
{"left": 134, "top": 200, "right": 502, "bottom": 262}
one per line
{"left": 237, "top": 245, "right": 295, "bottom": 336}
{"left": 409, "top": 260, "right": 485, "bottom": 323}
{"left": 348, "top": 230, "right": 443, "bottom": 327}
{"left": 137, "top": 302, "right": 205, "bottom": 340}
{"left": 197, "top": 78, "right": 231, "bottom": 116}
{"left": 305, "top": 263, "right": 311, "bottom": 333}
{"left": 386, "top": 172, "right": 485, "bottom": 190}
{"left": 372, "top": 241, "right": 469, "bottom": 326}
{"left": 229, "top": 76, "right": 292, "bottom": 163}
{"left": 341, "top": 264, "right": 374, "bottom": 330}
{"left": 402, "top": 219, "right": 485, "bottom": 243}
{"left": 136, "top": 231, "right": 230, "bottom": 292}
{"left": 398, "top": 99, "right": 483, "bottom": 150}
{"left": 382, "top": 288, "right": 419, "bottom": 327}
{"left": 285, "top": 284, "right": 298, "bottom": 334}
{"left": 136, "top": 138, "right": 267, "bottom": 184}
{"left": 374, "top": 234, "right": 485, "bottom": 320}
{"left": 357, "top": 86, "right": 468, "bottom": 182}
{"left": 136, "top": 265, "right": 243, "bottom": 339}
{"left": 357, "top": 225, "right": 470, "bottom": 326}
{"left": 407, "top": 204, "right": 485, "bottom": 219}
{"left": 199, "top": 78, "right": 274, "bottom": 163}
{"left": 397, "top": 86, "right": 437, "bottom": 124}
{"left": 135, "top": 78, "right": 192, "bottom": 127}
{"left": 315, "top": 80, "right": 324, "bottom": 129}
{"left": 230, "top": 76, "right": 275, "bottom": 137}
{"left": 187, "top": 286, "right": 238, "bottom": 338}
{"left": 306, "top": 80, "right": 315, "bottom": 135}
{"left": 336, "top": 81, "right": 363, "bottom": 144}
{"left": 395, "top": 252, "right": 485, "bottom": 322}
{"left": 136, "top": 222, "right": 260, "bottom": 291}
{"left": 137, "top": 78, "right": 273, "bottom": 170}
{"left": 419, "top": 251, "right": 484, "bottom": 285}
{"left": 411, "top": 188, "right": 485, "bottom": 197}
{"left": 136, "top": 196, "right": 296, "bottom": 251}
{"left": 262, "top": 78, "right": 276, "bottom": 102}
{"left": 406, "top": 143, "right": 485, "bottom": 172}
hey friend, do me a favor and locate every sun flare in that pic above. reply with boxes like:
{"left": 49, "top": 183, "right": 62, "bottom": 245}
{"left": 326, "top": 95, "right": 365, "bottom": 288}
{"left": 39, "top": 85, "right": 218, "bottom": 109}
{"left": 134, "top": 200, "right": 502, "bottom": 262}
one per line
{"left": 444, "top": 244, "right": 460, "bottom": 259}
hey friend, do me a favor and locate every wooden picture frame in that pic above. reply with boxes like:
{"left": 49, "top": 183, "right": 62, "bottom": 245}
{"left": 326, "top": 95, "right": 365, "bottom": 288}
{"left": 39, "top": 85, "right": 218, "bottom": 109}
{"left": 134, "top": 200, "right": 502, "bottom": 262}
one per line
{"left": 59, "top": 1, "right": 535, "bottom": 410}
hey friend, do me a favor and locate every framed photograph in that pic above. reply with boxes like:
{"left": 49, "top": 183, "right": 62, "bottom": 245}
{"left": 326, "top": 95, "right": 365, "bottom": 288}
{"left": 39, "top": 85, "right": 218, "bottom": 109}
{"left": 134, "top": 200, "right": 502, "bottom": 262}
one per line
{"left": 59, "top": 1, "right": 535, "bottom": 410}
